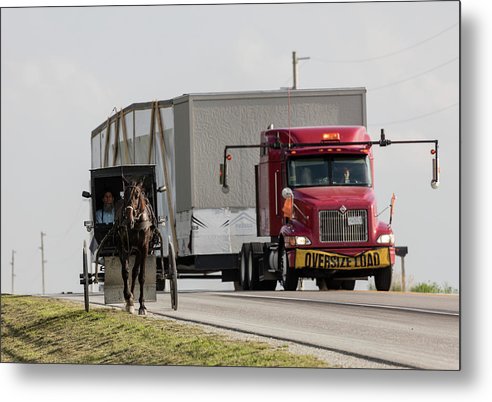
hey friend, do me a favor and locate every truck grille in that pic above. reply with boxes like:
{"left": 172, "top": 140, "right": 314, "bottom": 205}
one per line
{"left": 319, "top": 209, "right": 368, "bottom": 243}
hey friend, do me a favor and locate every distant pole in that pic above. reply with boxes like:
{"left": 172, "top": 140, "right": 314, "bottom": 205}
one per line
{"left": 40, "top": 232, "right": 47, "bottom": 295}
{"left": 10, "top": 250, "right": 16, "bottom": 294}
{"left": 395, "top": 247, "right": 409, "bottom": 293}
{"left": 292, "top": 51, "right": 310, "bottom": 89}
{"left": 401, "top": 255, "right": 406, "bottom": 292}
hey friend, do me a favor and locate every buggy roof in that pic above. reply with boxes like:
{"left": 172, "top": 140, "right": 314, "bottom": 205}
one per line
{"left": 90, "top": 164, "right": 156, "bottom": 179}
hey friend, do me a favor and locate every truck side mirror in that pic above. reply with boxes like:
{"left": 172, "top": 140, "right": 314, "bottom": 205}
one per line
{"left": 431, "top": 149, "right": 440, "bottom": 189}
{"left": 281, "top": 187, "right": 294, "bottom": 219}
{"left": 82, "top": 191, "right": 91, "bottom": 199}
{"left": 281, "top": 187, "right": 293, "bottom": 199}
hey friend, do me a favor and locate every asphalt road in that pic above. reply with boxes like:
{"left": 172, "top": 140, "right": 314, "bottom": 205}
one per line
{"left": 66, "top": 289, "right": 459, "bottom": 370}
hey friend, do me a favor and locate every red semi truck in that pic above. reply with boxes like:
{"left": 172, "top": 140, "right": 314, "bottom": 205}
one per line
{"left": 221, "top": 125, "right": 439, "bottom": 291}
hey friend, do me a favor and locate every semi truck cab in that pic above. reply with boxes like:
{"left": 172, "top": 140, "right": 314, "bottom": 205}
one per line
{"left": 257, "top": 126, "right": 396, "bottom": 291}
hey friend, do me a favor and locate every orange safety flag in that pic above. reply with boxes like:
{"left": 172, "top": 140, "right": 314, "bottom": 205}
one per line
{"left": 390, "top": 193, "right": 397, "bottom": 212}
{"left": 389, "top": 193, "right": 397, "bottom": 225}
{"left": 282, "top": 197, "right": 293, "bottom": 219}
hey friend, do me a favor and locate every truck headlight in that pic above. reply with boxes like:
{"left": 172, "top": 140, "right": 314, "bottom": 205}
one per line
{"left": 377, "top": 234, "right": 395, "bottom": 244}
{"left": 285, "top": 236, "right": 312, "bottom": 246}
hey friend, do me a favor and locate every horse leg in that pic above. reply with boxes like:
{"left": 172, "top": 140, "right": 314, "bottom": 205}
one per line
{"left": 130, "top": 254, "right": 140, "bottom": 306}
{"left": 121, "top": 257, "right": 134, "bottom": 313}
{"left": 138, "top": 251, "right": 147, "bottom": 315}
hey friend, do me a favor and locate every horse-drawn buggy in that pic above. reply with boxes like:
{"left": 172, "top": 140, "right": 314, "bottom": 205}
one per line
{"left": 80, "top": 164, "right": 178, "bottom": 313}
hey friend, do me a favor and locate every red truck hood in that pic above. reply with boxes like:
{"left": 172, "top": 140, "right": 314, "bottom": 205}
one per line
{"left": 293, "top": 186, "right": 375, "bottom": 208}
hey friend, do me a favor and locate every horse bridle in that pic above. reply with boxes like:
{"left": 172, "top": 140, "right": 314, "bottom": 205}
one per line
{"left": 119, "top": 184, "right": 153, "bottom": 253}
{"left": 124, "top": 185, "right": 145, "bottom": 224}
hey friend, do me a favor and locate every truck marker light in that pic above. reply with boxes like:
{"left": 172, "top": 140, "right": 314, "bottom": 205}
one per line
{"left": 290, "top": 150, "right": 297, "bottom": 155}
{"left": 322, "top": 133, "right": 340, "bottom": 141}
{"left": 336, "top": 148, "right": 342, "bottom": 152}
{"left": 431, "top": 149, "right": 436, "bottom": 155}
{"left": 226, "top": 154, "right": 233, "bottom": 161}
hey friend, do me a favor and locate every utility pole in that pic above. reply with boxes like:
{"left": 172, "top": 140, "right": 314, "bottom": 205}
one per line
{"left": 292, "top": 51, "right": 310, "bottom": 89}
{"left": 10, "top": 250, "right": 16, "bottom": 294}
{"left": 395, "top": 247, "right": 409, "bottom": 292}
{"left": 40, "top": 232, "right": 47, "bottom": 295}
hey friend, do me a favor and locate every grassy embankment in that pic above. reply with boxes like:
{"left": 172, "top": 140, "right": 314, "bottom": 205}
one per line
{"left": 368, "top": 271, "right": 458, "bottom": 293}
{"left": 1, "top": 295, "right": 328, "bottom": 367}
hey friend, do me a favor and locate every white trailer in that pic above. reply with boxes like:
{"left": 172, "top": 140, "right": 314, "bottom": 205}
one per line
{"left": 88, "top": 88, "right": 367, "bottom": 286}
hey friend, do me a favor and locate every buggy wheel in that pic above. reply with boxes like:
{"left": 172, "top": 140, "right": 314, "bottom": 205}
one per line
{"left": 82, "top": 241, "right": 89, "bottom": 312}
{"left": 168, "top": 241, "right": 178, "bottom": 310}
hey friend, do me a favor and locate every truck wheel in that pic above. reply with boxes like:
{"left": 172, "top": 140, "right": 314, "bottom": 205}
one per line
{"left": 341, "top": 280, "right": 356, "bottom": 290}
{"left": 239, "top": 244, "right": 251, "bottom": 290}
{"left": 375, "top": 266, "right": 392, "bottom": 291}
{"left": 279, "top": 240, "right": 298, "bottom": 291}
{"left": 247, "top": 246, "right": 261, "bottom": 290}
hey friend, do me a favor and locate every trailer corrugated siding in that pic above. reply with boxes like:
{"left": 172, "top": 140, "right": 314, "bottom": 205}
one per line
{"left": 174, "top": 89, "right": 366, "bottom": 212}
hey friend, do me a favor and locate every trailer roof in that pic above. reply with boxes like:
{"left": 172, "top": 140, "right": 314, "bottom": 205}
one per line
{"left": 91, "top": 87, "right": 366, "bottom": 137}
{"left": 172, "top": 87, "right": 366, "bottom": 104}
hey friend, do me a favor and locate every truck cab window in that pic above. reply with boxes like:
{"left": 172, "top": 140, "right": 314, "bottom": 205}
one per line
{"left": 288, "top": 158, "right": 328, "bottom": 187}
{"left": 288, "top": 155, "right": 371, "bottom": 187}
{"left": 332, "top": 156, "right": 371, "bottom": 186}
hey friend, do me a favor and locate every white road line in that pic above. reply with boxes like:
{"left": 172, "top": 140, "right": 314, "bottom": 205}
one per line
{"left": 219, "top": 293, "right": 459, "bottom": 317}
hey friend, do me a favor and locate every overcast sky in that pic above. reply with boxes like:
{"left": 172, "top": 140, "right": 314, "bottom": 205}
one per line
{"left": 1, "top": 1, "right": 459, "bottom": 295}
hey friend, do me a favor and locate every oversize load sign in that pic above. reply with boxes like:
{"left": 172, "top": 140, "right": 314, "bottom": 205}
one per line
{"left": 295, "top": 248, "right": 390, "bottom": 270}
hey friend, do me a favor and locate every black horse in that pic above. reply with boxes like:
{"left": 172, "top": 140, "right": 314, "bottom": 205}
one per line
{"left": 114, "top": 179, "right": 156, "bottom": 315}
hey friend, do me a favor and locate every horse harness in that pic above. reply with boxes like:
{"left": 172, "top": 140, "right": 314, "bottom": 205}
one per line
{"left": 117, "top": 185, "right": 158, "bottom": 254}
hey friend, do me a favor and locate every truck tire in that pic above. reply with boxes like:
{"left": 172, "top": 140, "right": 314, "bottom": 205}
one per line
{"left": 279, "top": 239, "right": 298, "bottom": 291}
{"left": 239, "top": 243, "right": 251, "bottom": 290}
{"left": 247, "top": 245, "right": 261, "bottom": 290}
{"left": 375, "top": 266, "right": 392, "bottom": 291}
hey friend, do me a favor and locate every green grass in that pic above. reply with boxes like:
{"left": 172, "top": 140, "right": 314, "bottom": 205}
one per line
{"left": 0, "top": 295, "right": 328, "bottom": 367}
{"left": 410, "top": 281, "right": 458, "bottom": 294}
{"left": 367, "top": 273, "right": 458, "bottom": 294}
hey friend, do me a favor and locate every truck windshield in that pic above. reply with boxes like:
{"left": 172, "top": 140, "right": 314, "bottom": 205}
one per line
{"left": 287, "top": 155, "right": 371, "bottom": 187}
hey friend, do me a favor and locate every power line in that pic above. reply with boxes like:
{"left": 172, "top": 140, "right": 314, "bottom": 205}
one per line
{"left": 368, "top": 57, "right": 458, "bottom": 92}
{"left": 312, "top": 22, "right": 458, "bottom": 63}
{"left": 369, "top": 102, "right": 458, "bottom": 126}
{"left": 49, "top": 200, "right": 88, "bottom": 238}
